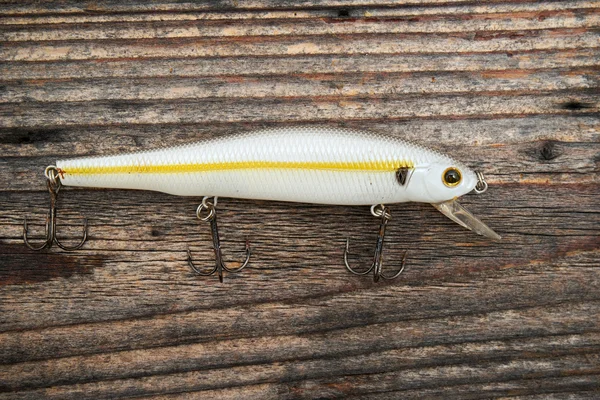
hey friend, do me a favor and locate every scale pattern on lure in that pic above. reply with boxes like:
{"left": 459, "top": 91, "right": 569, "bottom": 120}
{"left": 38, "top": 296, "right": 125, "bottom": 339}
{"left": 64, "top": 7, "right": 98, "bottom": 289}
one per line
{"left": 25, "top": 126, "right": 500, "bottom": 282}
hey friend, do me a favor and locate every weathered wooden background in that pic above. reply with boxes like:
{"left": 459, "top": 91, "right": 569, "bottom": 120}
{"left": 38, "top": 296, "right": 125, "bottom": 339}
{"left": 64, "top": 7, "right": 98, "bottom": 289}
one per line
{"left": 1, "top": 0, "right": 599, "bottom": 398}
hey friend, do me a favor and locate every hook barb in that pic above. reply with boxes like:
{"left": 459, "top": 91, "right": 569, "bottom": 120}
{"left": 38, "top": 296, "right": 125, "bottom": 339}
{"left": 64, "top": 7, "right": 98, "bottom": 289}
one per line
{"left": 188, "top": 197, "right": 251, "bottom": 282}
{"left": 344, "top": 204, "right": 407, "bottom": 282}
{"left": 23, "top": 166, "right": 88, "bottom": 251}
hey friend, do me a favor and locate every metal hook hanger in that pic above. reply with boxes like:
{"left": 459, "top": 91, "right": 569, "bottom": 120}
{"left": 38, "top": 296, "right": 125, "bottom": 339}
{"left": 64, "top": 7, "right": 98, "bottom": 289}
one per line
{"left": 474, "top": 171, "right": 488, "bottom": 194}
{"left": 23, "top": 166, "right": 88, "bottom": 251}
{"left": 187, "top": 196, "right": 250, "bottom": 282}
{"left": 344, "top": 204, "right": 407, "bottom": 282}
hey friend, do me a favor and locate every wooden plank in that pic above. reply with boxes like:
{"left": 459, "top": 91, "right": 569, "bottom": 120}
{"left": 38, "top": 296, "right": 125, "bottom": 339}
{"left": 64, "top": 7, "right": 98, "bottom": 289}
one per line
{"left": 0, "top": 0, "right": 599, "bottom": 398}
{"left": 3, "top": 30, "right": 599, "bottom": 62}
{"left": 2, "top": 346, "right": 600, "bottom": 399}
{"left": 2, "top": 9, "right": 599, "bottom": 41}
{"left": 0, "top": 0, "right": 583, "bottom": 15}
{"left": 1, "top": 50, "right": 598, "bottom": 83}
{"left": 1, "top": 1, "right": 598, "bottom": 25}
{"left": 1, "top": 93, "right": 598, "bottom": 131}
{"left": 2, "top": 69, "right": 599, "bottom": 103}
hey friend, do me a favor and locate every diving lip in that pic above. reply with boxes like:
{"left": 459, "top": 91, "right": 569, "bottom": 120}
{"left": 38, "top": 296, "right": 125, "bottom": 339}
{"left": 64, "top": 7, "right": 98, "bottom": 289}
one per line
{"left": 432, "top": 199, "right": 501, "bottom": 240}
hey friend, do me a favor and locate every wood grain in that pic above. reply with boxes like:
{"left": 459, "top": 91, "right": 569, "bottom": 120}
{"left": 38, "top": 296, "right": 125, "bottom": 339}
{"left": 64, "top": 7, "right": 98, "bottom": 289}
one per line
{"left": 0, "top": 1, "right": 599, "bottom": 398}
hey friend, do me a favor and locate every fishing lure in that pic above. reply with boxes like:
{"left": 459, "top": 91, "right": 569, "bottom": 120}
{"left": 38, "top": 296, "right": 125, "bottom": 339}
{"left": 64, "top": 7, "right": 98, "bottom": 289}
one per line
{"left": 24, "top": 126, "right": 500, "bottom": 282}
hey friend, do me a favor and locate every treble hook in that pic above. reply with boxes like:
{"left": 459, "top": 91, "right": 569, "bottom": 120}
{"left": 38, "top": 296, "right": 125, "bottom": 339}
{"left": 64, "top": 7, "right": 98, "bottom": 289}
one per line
{"left": 187, "top": 196, "right": 250, "bottom": 282}
{"left": 344, "top": 204, "right": 407, "bottom": 282}
{"left": 23, "top": 166, "right": 88, "bottom": 251}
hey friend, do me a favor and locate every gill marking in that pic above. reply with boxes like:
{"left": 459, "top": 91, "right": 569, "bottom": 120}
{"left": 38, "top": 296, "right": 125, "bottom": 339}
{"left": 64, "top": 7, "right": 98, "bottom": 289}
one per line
{"left": 63, "top": 160, "right": 415, "bottom": 176}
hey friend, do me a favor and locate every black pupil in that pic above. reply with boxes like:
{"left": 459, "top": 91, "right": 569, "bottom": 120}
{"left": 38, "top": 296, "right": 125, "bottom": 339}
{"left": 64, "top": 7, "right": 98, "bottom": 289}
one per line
{"left": 445, "top": 169, "right": 460, "bottom": 184}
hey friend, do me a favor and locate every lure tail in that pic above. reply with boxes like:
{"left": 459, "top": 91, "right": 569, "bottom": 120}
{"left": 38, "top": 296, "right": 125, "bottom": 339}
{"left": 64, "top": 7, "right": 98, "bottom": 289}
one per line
{"left": 432, "top": 200, "right": 501, "bottom": 240}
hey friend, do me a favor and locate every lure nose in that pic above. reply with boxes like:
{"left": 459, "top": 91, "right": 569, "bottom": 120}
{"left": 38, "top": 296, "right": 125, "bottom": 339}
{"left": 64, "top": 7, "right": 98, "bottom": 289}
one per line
{"left": 432, "top": 199, "right": 501, "bottom": 240}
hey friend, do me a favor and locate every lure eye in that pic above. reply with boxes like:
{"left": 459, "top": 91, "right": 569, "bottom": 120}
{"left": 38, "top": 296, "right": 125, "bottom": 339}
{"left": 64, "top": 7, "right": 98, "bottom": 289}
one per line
{"left": 443, "top": 167, "right": 462, "bottom": 187}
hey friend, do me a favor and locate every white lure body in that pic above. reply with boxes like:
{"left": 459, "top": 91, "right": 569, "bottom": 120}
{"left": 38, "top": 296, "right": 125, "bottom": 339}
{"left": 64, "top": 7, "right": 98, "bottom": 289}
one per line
{"left": 57, "top": 126, "right": 479, "bottom": 206}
